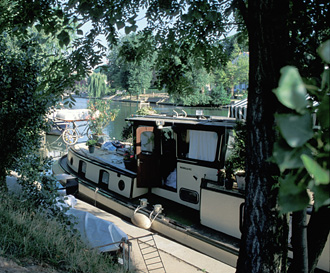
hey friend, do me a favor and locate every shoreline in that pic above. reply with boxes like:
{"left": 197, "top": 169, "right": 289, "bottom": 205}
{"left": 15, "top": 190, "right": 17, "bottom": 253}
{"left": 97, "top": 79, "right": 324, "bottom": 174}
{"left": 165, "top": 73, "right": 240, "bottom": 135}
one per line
{"left": 74, "top": 93, "right": 236, "bottom": 108}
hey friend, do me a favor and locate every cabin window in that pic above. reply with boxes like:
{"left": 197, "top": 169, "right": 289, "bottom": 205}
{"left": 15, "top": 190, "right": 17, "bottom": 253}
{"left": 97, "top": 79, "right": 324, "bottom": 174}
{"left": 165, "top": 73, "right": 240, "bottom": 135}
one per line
{"left": 141, "top": 131, "right": 154, "bottom": 153}
{"left": 81, "top": 162, "right": 86, "bottom": 173}
{"left": 225, "top": 131, "right": 235, "bottom": 161}
{"left": 182, "top": 130, "right": 218, "bottom": 162}
{"left": 179, "top": 188, "right": 199, "bottom": 204}
{"left": 78, "top": 161, "right": 87, "bottom": 178}
{"left": 100, "top": 171, "right": 109, "bottom": 185}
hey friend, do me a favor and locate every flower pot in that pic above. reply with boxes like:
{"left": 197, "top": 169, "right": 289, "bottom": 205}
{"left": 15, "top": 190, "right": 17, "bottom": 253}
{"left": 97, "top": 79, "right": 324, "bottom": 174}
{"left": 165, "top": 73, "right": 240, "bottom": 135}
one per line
{"left": 217, "top": 170, "right": 225, "bottom": 186}
{"left": 88, "top": 145, "right": 95, "bottom": 153}
{"left": 235, "top": 171, "right": 246, "bottom": 191}
{"left": 225, "top": 178, "right": 234, "bottom": 190}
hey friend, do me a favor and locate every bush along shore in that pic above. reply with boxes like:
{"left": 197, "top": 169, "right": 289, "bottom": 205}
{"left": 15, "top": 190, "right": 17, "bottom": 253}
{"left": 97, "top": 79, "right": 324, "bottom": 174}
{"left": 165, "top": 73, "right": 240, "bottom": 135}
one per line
{"left": 0, "top": 191, "right": 126, "bottom": 273}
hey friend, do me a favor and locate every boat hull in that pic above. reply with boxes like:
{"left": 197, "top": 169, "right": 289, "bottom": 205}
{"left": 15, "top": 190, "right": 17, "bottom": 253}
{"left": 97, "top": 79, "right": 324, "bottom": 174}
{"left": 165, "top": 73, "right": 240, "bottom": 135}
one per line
{"left": 77, "top": 180, "right": 240, "bottom": 268}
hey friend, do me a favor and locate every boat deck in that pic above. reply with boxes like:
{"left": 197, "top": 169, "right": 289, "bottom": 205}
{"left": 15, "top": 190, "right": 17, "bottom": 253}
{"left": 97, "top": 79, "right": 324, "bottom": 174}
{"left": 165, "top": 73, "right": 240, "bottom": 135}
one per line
{"left": 57, "top": 154, "right": 241, "bottom": 260}
{"left": 72, "top": 143, "right": 130, "bottom": 172}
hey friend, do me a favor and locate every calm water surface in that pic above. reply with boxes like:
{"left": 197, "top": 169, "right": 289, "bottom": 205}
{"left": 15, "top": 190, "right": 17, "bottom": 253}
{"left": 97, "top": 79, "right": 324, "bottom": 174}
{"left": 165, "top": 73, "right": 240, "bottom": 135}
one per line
{"left": 45, "top": 98, "right": 228, "bottom": 158}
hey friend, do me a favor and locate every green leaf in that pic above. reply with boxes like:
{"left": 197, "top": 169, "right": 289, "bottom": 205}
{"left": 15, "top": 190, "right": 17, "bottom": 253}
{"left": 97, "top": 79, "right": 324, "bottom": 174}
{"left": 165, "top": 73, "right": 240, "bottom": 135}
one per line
{"left": 116, "top": 21, "right": 125, "bottom": 30}
{"left": 127, "top": 15, "right": 137, "bottom": 25}
{"left": 301, "top": 155, "right": 330, "bottom": 185}
{"left": 124, "top": 26, "right": 137, "bottom": 35}
{"left": 207, "top": 11, "right": 218, "bottom": 21}
{"left": 274, "top": 66, "right": 307, "bottom": 114}
{"left": 317, "top": 93, "right": 330, "bottom": 129}
{"left": 276, "top": 113, "right": 313, "bottom": 148}
{"left": 35, "top": 24, "right": 42, "bottom": 32}
{"left": 57, "top": 30, "right": 70, "bottom": 47}
{"left": 278, "top": 174, "right": 310, "bottom": 214}
{"left": 273, "top": 140, "right": 311, "bottom": 172}
{"left": 310, "top": 184, "right": 330, "bottom": 211}
{"left": 192, "top": 10, "right": 202, "bottom": 20}
{"left": 182, "top": 14, "right": 192, "bottom": 22}
{"left": 317, "top": 40, "right": 330, "bottom": 64}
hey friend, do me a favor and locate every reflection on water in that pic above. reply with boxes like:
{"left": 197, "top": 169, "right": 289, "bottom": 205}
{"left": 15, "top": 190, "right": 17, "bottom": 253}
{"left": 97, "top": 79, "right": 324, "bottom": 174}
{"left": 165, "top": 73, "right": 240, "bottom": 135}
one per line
{"left": 44, "top": 98, "right": 228, "bottom": 158}
{"left": 105, "top": 101, "right": 228, "bottom": 140}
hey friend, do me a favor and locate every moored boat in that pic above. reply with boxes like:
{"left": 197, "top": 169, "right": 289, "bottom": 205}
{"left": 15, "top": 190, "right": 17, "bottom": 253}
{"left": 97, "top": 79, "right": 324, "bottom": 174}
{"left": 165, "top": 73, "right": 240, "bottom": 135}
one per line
{"left": 47, "top": 108, "right": 90, "bottom": 135}
{"left": 53, "top": 113, "right": 330, "bottom": 272}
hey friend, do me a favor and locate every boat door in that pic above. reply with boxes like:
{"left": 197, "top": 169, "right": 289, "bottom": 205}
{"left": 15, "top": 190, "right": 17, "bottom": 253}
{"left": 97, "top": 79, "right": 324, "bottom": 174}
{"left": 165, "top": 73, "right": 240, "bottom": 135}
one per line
{"left": 136, "top": 126, "right": 161, "bottom": 188}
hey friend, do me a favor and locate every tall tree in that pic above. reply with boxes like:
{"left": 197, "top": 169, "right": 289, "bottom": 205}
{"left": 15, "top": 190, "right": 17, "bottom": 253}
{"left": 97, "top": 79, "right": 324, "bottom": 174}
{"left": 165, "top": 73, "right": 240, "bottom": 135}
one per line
{"left": 88, "top": 72, "right": 108, "bottom": 98}
{"left": 127, "top": 59, "right": 154, "bottom": 98}
{"left": 233, "top": 1, "right": 329, "bottom": 272}
{"left": 118, "top": 33, "right": 155, "bottom": 98}
{"left": 214, "top": 42, "right": 249, "bottom": 97}
{"left": 0, "top": 28, "right": 78, "bottom": 188}
{"left": 235, "top": 1, "right": 290, "bottom": 271}
{"left": 106, "top": 34, "right": 155, "bottom": 97}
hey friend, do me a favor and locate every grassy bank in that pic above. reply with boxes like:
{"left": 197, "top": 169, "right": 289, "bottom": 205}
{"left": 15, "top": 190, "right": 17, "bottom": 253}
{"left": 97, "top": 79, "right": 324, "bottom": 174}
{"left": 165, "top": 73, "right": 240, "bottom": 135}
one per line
{"left": 0, "top": 192, "right": 125, "bottom": 273}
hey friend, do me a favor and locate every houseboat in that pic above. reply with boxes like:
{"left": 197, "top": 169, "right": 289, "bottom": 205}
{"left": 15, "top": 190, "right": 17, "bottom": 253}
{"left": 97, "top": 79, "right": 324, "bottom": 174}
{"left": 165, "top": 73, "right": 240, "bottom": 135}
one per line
{"left": 54, "top": 113, "right": 329, "bottom": 272}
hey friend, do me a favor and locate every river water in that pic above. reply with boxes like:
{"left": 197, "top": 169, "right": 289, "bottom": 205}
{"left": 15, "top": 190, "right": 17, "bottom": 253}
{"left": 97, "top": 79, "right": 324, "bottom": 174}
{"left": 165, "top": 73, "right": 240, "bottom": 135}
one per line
{"left": 44, "top": 98, "right": 228, "bottom": 158}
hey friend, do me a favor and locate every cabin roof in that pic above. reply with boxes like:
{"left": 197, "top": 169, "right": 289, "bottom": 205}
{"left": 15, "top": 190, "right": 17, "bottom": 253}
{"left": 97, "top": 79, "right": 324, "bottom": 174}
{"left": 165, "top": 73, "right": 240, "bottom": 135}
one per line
{"left": 126, "top": 114, "right": 236, "bottom": 128}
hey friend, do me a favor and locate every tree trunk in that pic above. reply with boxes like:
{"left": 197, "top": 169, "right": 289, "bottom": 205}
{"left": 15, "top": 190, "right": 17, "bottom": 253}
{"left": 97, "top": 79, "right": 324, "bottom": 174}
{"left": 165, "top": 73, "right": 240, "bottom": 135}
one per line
{"left": 236, "top": 1, "right": 289, "bottom": 272}
{"left": 288, "top": 210, "right": 308, "bottom": 273}
{"left": 231, "top": 85, "right": 235, "bottom": 98}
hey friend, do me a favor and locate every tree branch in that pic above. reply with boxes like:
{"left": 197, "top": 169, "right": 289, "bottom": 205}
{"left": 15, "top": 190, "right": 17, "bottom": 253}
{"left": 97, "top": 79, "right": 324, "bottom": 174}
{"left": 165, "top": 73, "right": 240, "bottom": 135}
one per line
{"left": 231, "top": 0, "right": 248, "bottom": 27}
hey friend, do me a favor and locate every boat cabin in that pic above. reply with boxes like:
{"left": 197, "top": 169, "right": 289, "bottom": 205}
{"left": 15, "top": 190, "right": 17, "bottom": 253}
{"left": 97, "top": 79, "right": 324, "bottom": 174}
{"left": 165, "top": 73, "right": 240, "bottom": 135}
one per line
{"left": 126, "top": 114, "right": 236, "bottom": 210}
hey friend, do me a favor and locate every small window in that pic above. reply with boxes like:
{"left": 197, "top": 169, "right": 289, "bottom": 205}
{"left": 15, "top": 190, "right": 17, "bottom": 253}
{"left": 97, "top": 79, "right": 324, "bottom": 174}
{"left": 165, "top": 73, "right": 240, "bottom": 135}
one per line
{"left": 81, "top": 162, "right": 86, "bottom": 173}
{"left": 225, "top": 131, "right": 235, "bottom": 161}
{"left": 141, "top": 131, "right": 154, "bottom": 153}
{"left": 100, "top": 171, "right": 109, "bottom": 185}
{"left": 78, "top": 161, "right": 87, "bottom": 178}
{"left": 179, "top": 188, "right": 199, "bottom": 204}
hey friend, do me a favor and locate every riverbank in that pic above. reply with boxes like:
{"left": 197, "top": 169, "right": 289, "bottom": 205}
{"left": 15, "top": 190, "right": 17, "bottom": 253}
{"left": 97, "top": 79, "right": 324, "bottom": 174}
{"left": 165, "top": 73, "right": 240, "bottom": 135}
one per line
{"left": 0, "top": 179, "right": 125, "bottom": 273}
{"left": 79, "top": 92, "right": 240, "bottom": 107}
{"left": 110, "top": 92, "right": 171, "bottom": 105}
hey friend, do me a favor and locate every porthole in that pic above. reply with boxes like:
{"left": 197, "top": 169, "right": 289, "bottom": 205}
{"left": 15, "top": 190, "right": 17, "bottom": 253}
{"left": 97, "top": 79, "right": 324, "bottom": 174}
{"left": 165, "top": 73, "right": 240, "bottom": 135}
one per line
{"left": 118, "top": 180, "right": 125, "bottom": 191}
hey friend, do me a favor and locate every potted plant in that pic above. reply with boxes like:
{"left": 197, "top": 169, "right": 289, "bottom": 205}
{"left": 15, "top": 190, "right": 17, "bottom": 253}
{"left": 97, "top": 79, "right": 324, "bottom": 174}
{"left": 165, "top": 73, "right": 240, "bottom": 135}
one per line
{"left": 217, "top": 169, "right": 226, "bottom": 186}
{"left": 225, "top": 120, "right": 247, "bottom": 190}
{"left": 87, "top": 99, "right": 119, "bottom": 144}
{"left": 123, "top": 147, "right": 136, "bottom": 172}
{"left": 86, "top": 139, "right": 97, "bottom": 153}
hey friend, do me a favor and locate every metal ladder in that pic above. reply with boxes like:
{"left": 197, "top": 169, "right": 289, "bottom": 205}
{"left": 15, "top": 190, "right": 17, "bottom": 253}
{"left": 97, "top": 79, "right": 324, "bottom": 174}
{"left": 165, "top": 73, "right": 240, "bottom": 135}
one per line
{"left": 137, "top": 234, "right": 166, "bottom": 272}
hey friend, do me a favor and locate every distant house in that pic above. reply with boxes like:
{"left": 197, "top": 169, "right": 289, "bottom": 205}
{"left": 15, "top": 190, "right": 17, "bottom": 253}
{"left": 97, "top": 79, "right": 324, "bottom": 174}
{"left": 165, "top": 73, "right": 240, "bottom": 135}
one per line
{"left": 233, "top": 52, "right": 249, "bottom": 94}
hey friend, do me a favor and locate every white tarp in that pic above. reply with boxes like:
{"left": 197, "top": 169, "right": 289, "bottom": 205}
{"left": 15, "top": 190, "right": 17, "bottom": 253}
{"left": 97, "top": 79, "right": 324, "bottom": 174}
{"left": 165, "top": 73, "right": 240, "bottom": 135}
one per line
{"left": 66, "top": 208, "right": 128, "bottom": 252}
{"left": 56, "top": 109, "right": 90, "bottom": 121}
{"left": 6, "top": 175, "right": 127, "bottom": 253}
